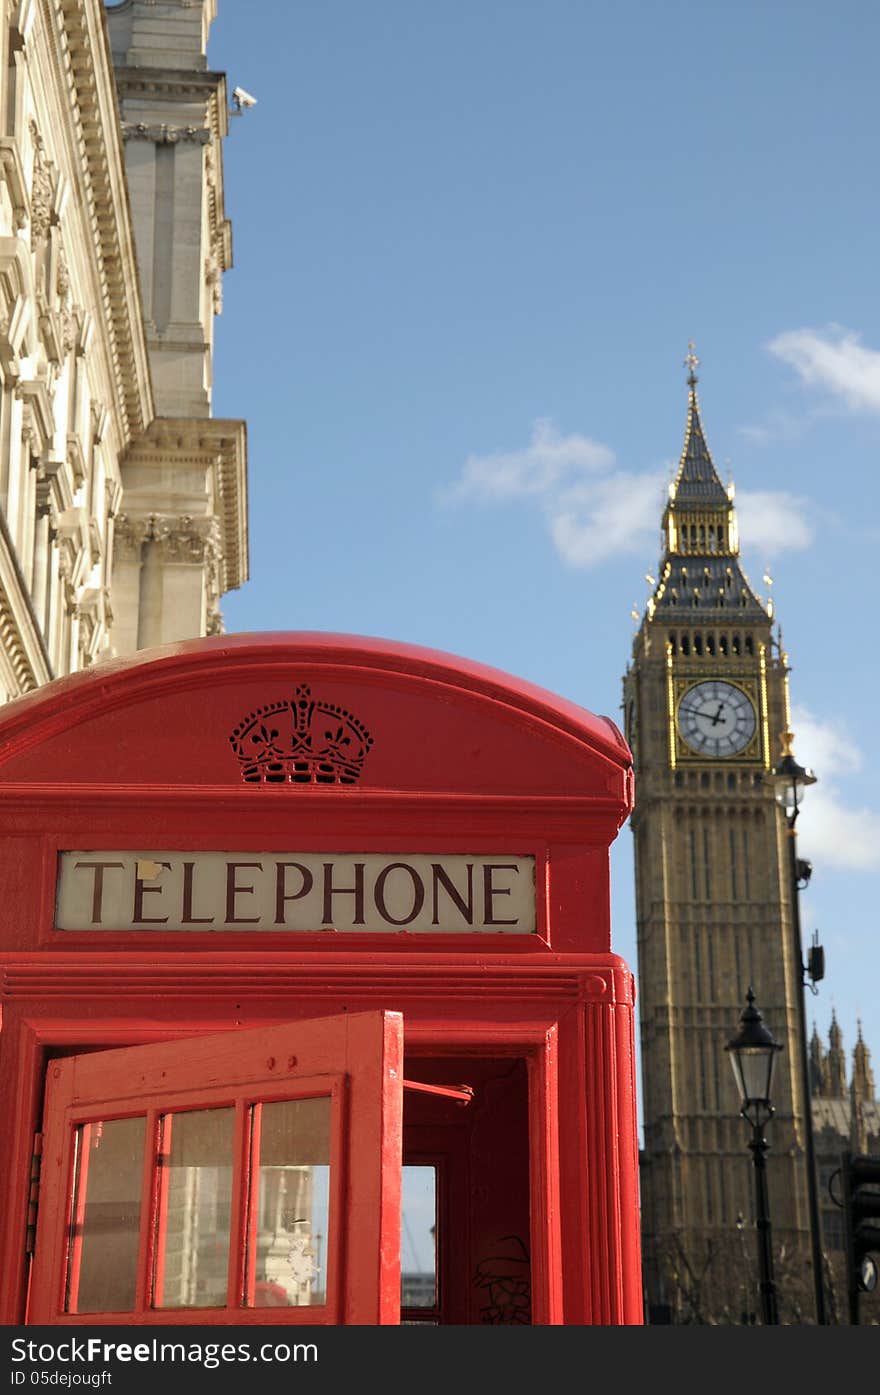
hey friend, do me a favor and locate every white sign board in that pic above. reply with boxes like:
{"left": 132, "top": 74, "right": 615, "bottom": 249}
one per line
{"left": 56, "top": 851, "right": 537, "bottom": 934}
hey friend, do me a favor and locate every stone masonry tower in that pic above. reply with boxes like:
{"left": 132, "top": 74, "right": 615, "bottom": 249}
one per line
{"left": 623, "top": 350, "right": 815, "bottom": 1322}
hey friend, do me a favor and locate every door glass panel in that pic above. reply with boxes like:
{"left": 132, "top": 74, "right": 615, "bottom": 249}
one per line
{"left": 65, "top": 1116, "right": 146, "bottom": 1314}
{"left": 153, "top": 1107, "right": 235, "bottom": 1309}
{"left": 401, "top": 1165, "right": 437, "bottom": 1309}
{"left": 248, "top": 1096, "right": 331, "bottom": 1307}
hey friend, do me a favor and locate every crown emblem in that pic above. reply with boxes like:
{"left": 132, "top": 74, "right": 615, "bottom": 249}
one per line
{"left": 229, "top": 685, "right": 374, "bottom": 786}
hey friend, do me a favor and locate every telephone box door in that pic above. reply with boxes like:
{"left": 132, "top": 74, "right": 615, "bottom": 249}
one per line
{"left": 27, "top": 1011, "right": 403, "bottom": 1325}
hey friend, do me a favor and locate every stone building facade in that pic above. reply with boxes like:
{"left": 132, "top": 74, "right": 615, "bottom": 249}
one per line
{"left": 623, "top": 356, "right": 877, "bottom": 1323}
{"left": 0, "top": 0, "right": 246, "bottom": 704}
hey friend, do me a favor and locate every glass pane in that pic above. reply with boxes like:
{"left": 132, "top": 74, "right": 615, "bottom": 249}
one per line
{"left": 153, "top": 1107, "right": 235, "bottom": 1309}
{"left": 66, "top": 1116, "right": 146, "bottom": 1314}
{"left": 401, "top": 1165, "right": 437, "bottom": 1308}
{"left": 248, "top": 1097, "right": 331, "bottom": 1307}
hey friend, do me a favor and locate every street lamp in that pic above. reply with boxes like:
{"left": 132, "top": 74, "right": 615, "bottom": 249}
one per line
{"left": 726, "top": 988, "right": 784, "bottom": 1326}
{"left": 773, "top": 729, "right": 826, "bottom": 1326}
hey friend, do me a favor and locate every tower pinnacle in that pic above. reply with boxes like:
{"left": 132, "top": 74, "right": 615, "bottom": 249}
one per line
{"left": 684, "top": 340, "right": 700, "bottom": 388}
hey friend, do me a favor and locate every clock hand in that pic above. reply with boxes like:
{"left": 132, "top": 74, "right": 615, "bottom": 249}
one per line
{"left": 710, "top": 703, "right": 725, "bottom": 726}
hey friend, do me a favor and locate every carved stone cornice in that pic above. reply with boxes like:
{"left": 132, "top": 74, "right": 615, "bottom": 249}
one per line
{"left": 151, "top": 513, "right": 219, "bottom": 564}
{"left": 0, "top": 138, "right": 30, "bottom": 231}
{"left": 15, "top": 377, "right": 54, "bottom": 454}
{"left": 111, "top": 65, "right": 225, "bottom": 105}
{"left": 38, "top": 456, "right": 74, "bottom": 518}
{"left": 38, "top": 304, "right": 72, "bottom": 365}
{"left": 121, "top": 416, "right": 248, "bottom": 592}
{"left": 113, "top": 511, "right": 220, "bottom": 566}
{"left": 66, "top": 433, "right": 86, "bottom": 488}
{"left": 0, "top": 234, "right": 35, "bottom": 369}
{"left": 75, "top": 583, "right": 110, "bottom": 664}
{"left": 121, "top": 121, "right": 211, "bottom": 145}
{"left": 51, "top": 0, "right": 153, "bottom": 440}
{"left": 56, "top": 505, "right": 92, "bottom": 587}
{"left": 112, "top": 513, "right": 152, "bottom": 562}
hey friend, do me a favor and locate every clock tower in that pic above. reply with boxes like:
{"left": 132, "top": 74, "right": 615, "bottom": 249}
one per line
{"left": 624, "top": 352, "right": 815, "bottom": 1322}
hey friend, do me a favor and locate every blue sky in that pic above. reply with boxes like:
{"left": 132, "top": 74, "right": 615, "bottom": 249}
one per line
{"left": 208, "top": 1, "right": 880, "bottom": 1130}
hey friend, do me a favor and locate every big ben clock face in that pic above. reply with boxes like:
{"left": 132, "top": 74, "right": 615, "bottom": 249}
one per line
{"left": 677, "top": 680, "right": 756, "bottom": 757}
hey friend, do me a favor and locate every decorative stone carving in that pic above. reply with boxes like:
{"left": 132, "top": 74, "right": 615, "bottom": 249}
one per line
{"left": 113, "top": 513, "right": 152, "bottom": 561}
{"left": 113, "top": 512, "right": 220, "bottom": 566}
{"left": 55, "top": 238, "right": 70, "bottom": 300}
{"left": 205, "top": 542, "right": 223, "bottom": 634}
{"left": 28, "top": 122, "right": 54, "bottom": 252}
{"left": 121, "top": 122, "right": 211, "bottom": 145}
{"left": 206, "top": 603, "right": 224, "bottom": 636}
{"left": 15, "top": 377, "right": 54, "bottom": 455}
{"left": 75, "top": 584, "right": 112, "bottom": 667}
{"left": 152, "top": 513, "right": 220, "bottom": 564}
{"left": 204, "top": 249, "right": 222, "bottom": 314}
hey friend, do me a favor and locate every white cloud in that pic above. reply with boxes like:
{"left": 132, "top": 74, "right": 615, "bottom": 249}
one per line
{"left": 768, "top": 326, "right": 880, "bottom": 413}
{"left": 444, "top": 418, "right": 614, "bottom": 503}
{"left": 444, "top": 417, "right": 816, "bottom": 570}
{"left": 797, "top": 789, "right": 880, "bottom": 871}
{"left": 787, "top": 704, "right": 880, "bottom": 871}
{"left": 442, "top": 417, "right": 668, "bottom": 569}
{"left": 735, "top": 489, "right": 815, "bottom": 554}
{"left": 789, "top": 704, "right": 861, "bottom": 780}
{"left": 737, "top": 407, "right": 819, "bottom": 447}
{"left": 550, "top": 470, "right": 668, "bottom": 567}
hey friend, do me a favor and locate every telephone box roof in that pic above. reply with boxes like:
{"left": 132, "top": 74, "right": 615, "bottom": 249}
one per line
{"left": 0, "top": 632, "right": 632, "bottom": 803}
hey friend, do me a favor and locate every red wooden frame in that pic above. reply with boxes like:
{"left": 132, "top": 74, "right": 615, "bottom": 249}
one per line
{"left": 28, "top": 1012, "right": 402, "bottom": 1325}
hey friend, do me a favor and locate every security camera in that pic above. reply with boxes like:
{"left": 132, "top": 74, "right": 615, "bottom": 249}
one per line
{"left": 231, "top": 87, "right": 257, "bottom": 113}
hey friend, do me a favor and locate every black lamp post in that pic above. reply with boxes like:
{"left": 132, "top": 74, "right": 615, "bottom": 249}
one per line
{"left": 773, "top": 731, "right": 826, "bottom": 1326}
{"left": 726, "top": 988, "right": 784, "bottom": 1326}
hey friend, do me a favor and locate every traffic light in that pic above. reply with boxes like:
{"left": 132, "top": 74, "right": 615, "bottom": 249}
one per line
{"left": 842, "top": 1151, "right": 880, "bottom": 1324}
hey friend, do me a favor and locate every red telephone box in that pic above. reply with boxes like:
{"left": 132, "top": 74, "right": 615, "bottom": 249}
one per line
{"left": 0, "top": 632, "right": 640, "bottom": 1325}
